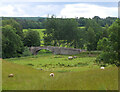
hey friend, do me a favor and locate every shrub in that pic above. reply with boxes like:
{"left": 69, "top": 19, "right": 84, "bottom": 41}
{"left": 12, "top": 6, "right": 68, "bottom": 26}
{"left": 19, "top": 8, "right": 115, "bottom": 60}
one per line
{"left": 96, "top": 51, "right": 118, "bottom": 65}
{"left": 22, "top": 47, "right": 32, "bottom": 57}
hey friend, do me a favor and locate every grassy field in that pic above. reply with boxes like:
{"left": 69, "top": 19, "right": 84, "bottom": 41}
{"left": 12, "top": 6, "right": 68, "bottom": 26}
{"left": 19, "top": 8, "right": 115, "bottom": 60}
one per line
{"left": 4, "top": 53, "right": 98, "bottom": 72}
{"left": 2, "top": 52, "right": 118, "bottom": 90}
{"left": 78, "top": 26, "right": 85, "bottom": 29}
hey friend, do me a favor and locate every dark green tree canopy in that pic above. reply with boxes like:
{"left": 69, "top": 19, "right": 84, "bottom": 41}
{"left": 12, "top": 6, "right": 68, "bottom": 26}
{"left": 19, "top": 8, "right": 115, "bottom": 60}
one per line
{"left": 2, "top": 25, "right": 23, "bottom": 58}
{"left": 44, "top": 17, "right": 78, "bottom": 47}
{"left": 2, "top": 19, "right": 23, "bottom": 38}
{"left": 24, "top": 29, "right": 41, "bottom": 47}
{"left": 97, "top": 19, "right": 119, "bottom": 66}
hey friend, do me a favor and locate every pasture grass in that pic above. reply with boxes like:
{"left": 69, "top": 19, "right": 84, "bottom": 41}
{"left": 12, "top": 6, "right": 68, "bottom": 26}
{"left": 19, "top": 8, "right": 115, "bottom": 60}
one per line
{"left": 2, "top": 52, "right": 118, "bottom": 90}
{"left": 5, "top": 52, "right": 101, "bottom": 72}
{"left": 2, "top": 59, "right": 118, "bottom": 90}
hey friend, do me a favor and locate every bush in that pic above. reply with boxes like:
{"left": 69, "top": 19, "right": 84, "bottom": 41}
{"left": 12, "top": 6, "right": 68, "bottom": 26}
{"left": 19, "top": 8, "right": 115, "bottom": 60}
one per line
{"left": 22, "top": 47, "right": 32, "bottom": 57}
{"left": 24, "top": 29, "right": 41, "bottom": 47}
{"left": 96, "top": 51, "right": 118, "bottom": 65}
{"left": 96, "top": 19, "right": 120, "bottom": 66}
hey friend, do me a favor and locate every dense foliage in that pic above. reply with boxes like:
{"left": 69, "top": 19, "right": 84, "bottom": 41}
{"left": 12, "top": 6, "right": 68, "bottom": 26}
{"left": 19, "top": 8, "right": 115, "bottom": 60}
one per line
{"left": 2, "top": 16, "right": 116, "bottom": 29}
{"left": 22, "top": 47, "right": 32, "bottom": 56}
{"left": 97, "top": 19, "right": 119, "bottom": 66}
{"left": 23, "top": 29, "right": 41, "bottom": 47}
{"left": 2, "top": 19, "right": 40, "bottom": 58}
{"left": 2, "top": 25, "right": 23, "bottom": 58}
{"left": 2, "top": 16, "right": 119, "bottom": 66}
{"left": 44, "top": 16, "right": 78, "bottom": 47}
{"left": 2, "top": 19, "right": 23, "bottom": 38}
{"left": 44, "top": 16, "right": 104, "bottom": 51}
{"left": 2, "top": 17, "right": 45, "bottom": 29}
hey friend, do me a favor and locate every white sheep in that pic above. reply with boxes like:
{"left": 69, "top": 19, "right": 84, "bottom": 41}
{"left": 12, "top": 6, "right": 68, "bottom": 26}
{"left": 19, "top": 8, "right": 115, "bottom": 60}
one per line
{"left": 50, "top": 73, "right": 54, "bottom": 77}
{"left": 68, "top": 56, "right": 73, "bottom": 60}
{"left": 8, "top": 74, "right": 14, "bottom": 77}
{"left": 100, "top": 67, "right": 105, "bottom": 70}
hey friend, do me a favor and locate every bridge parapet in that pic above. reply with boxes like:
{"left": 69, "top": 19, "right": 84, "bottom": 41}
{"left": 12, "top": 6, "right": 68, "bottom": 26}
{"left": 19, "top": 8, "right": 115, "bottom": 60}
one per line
{"left": 29, "top": 46, "right": 85, "bottom": 55}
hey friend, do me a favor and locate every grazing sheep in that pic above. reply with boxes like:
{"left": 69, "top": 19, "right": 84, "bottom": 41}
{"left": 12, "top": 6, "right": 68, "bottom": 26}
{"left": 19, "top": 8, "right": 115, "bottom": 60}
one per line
{"left": 100, "top": 67, "right": 105, "bottom": 70}
{"left": 68, "top": 56, "right": 73, "bottom": 60}
{"left": 8, "top": 74, "right": 14, "bottom": 77}
{"left": 50, "top": 73, "right": 54, "bottom": 77}
{"left": 73, "top": 56, "right": 77, "bottom": 58}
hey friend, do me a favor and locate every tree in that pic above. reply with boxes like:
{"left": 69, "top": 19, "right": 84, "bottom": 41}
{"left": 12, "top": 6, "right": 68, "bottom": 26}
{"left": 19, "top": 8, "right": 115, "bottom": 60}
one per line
{"left": 85, "top": 19, "right": 103, "bottom": 50}
{"left": 44, "top": 16, "right": 78, "bottom": 47}
{"left": 24, "top": 29, "right": 41, "bottom": 47}
{"left": 2, "top": 19, "right": 23, "bottom": 38}
{"left": 86, "top": 27, "right": 96, "bottom": 51}
{"left": 2, "top": 25, "right": 23, "bottom": 58}
{"left": 22, "top": 47, "right": 32, "bottom": 56}
{"left": 93, "top": 16, "right": 101, "bottom": 23}
{"left": 73, "top": 28, "right": 86, "bottom": 49}
{"left": 101, "top": 24, "right": 109, "bottom": 38}
{"left": 97, "top": 37, "right": 109, "bottom": 51}
{"left": 97, "top": 19, "right": 119, "bottom": 66}
{"left": 77, "top": 17, "right": 88, "bottom": 27}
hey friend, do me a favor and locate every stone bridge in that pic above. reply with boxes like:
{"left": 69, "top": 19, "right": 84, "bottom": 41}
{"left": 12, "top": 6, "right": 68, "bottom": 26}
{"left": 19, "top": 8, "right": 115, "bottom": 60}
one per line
{"left": 29, "top": 46, "right": 85, "bottom": 55}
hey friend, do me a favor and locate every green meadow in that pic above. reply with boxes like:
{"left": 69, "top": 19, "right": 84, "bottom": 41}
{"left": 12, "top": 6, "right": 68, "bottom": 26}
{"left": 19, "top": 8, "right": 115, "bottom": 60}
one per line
{"left": 78, "top": 26, "right": 85, "bottom": 29}
{"left": 2, "top": 16, "right": 119, "bottom": 91}
{"left": 2, "top": 52, "right": 118, "bottom": 90}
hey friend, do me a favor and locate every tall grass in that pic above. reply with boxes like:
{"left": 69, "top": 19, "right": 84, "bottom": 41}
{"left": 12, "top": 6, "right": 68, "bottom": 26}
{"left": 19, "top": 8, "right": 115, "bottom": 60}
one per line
{"left": 2, "top": 60, "right": 118, "bottom": 90}
{"left": 3, "top": 52, "right": 118, "bottom": 90}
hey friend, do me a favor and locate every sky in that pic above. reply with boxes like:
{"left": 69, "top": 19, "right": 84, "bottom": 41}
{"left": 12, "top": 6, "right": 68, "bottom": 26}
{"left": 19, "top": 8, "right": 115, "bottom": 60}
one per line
{"left": 0, "top": 0, "right": 119, "bottom": 18}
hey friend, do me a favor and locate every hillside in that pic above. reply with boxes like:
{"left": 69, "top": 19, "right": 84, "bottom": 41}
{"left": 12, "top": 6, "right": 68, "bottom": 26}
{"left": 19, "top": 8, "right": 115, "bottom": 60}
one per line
{"left": 2, "top": 60, "right": 118, "bottom": 90}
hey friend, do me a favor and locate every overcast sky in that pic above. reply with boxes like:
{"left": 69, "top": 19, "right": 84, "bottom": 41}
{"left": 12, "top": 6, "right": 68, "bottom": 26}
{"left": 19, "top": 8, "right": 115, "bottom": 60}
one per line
{"left": 0, "top": 0, "right": 119, "bottom": 18}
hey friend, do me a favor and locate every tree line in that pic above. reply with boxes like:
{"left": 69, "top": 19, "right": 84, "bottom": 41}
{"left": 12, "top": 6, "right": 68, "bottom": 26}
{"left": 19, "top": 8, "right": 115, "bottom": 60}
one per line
{"left": 44, "top": 16, "right": 107, "bottom": 50}
{"left": 2, "top": 16, "right": 117, "bottom": 29}
{"left": 43, "top": 16, "right": 119, "bottom": 66}
{"left": 2, "top": 19, "right": 40, "bottom": 58}
{"left": 1, "top": 16, "right": 119, "bottom": 66}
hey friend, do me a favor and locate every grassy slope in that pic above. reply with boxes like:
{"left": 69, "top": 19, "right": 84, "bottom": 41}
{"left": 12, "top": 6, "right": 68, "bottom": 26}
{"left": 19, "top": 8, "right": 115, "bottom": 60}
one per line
{"left": 2, "top": 60, "right": 118, "bottom": 90}
{"left": 5, "top": 53, "right": 99, "bottom": 72}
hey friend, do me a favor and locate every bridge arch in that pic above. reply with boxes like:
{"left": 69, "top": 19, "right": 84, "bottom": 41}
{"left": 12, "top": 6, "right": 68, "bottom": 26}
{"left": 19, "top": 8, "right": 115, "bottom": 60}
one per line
{"left": 29, "top": 46, "right": 53, "bottom": 55}
{"left": 29, "top": 46, "right": 83, "bottom": 55}
{"left": 35, "top": 48, "right": 53, "bottom": 55}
